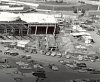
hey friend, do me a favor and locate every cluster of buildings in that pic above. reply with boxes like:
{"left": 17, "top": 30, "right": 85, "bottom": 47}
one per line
{"left": 0, "top": 0, "right": 99, "bottom": 57}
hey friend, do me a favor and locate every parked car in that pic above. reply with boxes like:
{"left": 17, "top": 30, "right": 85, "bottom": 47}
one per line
{"left": 85, "top": 68, "right": 95, "bottom": 72}
{"left": 1, "top": 64, "right": 12, "bottom": 68}
{"left": 66, "top": 63, "right": 76, "bottom": 68}
{"left": 48, "top": 64, "right": 59, "bottom": 71}
{"left": 0, "top": 58, "right": 7, "bottom": 63}
{"left": 45, "top": 51, "right": 51, "bottom": 56}
{"left": 91, "top": 70, "right": 100, "bottom": 74}
{"left": 58, "top": 60, "right": 67, "bottom": 65}
{"left": 0, "top": 50, "right": 2, "bottom": 53}
{"left": 19, "top": 55, "right": 26, "bottom": 59}
{"left": 4, "top": 51, "right": 10, "bottom": 55}
{"left": 25, "top": 55, "right": 31, "bottom": 59}
{"left": 27, "top": 59, "right": 36, "bottom": 64}
{"left": 90, "top": 59, "right": 96, "bottom": 62}
{"left": 19, "top": 55, "right": 31, "bottom": 60}
{"left": 32, "top": 69, "right": 46, "bottom": 79}
{"left": 56, "top": 52, "right": 62, "bottom": 58}
{"left": 72, "top": 66, "right": 82, "bottom": 70}
{"left": 33, "top": 64, "right": 44, "bottom": 69}
{"left": 50, "top": 51, "right": 56, "bottom": 57}
{"left": 94, "top": 56, "right": 99, "bottom": 59}
{"left": 77, "top": 69, "right": 87, "bottom": 73}
{"left": 83, "top": 57, "right": 89, "bottom": 61}
{"left": 4, "top": 47, "right": 10, "bottom": 51}
{"left": 66, "top": 55, "right": 71, "bottom": 59}
{"left": 90, "top": 56, "right": 100, "bottom": 62}
{"left": 76, "top": 63, "right": 87, "bottom": 68}
{"left": 0, "top": 36, "right": 6, "bottom": 40}
{"left": 10, "top": 52, "right": 19, "bottom": 56}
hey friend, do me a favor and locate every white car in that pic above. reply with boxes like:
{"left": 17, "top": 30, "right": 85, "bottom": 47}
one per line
{"left": 33, "top": 64, "right": 43, "bottom": 69}
{"left": 48, "top": 64, "right": 59, "bottom": 71}
{"left": 51, "top": 52, "right": 56, "bottom": 56}
{"left": 78, "top": 69, "right": 87, "bottom": 73}
{"left": 66, "top": 55, "right": 71, "bottom": 59}
{"left": 56, "top": 52, "right": 62, "bottom": 57}
{"left": 46, "top": 51, "right": 51, "bottom": 56}
{"left": 66, "top": 63, "right": 75, "bottom": 68}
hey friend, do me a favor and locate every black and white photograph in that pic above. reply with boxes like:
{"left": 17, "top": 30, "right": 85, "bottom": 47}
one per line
{"left": 0, "top": 0, "right": 100, "bottom": 82}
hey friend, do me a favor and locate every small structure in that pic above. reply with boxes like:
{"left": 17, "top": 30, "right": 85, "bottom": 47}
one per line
{"left": 17, "top": 40, "right": 30, "bottom": 49}
{"left": 70, "top": 32, "right": 90, "bottom": 37}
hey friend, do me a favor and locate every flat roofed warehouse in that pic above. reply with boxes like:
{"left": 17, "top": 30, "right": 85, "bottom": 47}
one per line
{"left": 0, "top": 12, "right": 58, "bottom": 36}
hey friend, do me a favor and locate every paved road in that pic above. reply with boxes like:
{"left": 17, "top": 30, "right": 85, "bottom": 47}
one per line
{"left": 1, "top": 38, "right": 100, "bottom": 82}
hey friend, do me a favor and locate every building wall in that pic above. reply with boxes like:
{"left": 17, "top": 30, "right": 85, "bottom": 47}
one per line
{"left": 0, "top": 23, "right": 57, "bottom": 36}
{"left": 40, "top": 0, "right": 78, "bottom": 2}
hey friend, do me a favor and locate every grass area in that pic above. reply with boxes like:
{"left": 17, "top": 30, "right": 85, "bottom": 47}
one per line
{"left": 37, "top": 1, "right": 77, "bottom": 5}
{"left": 37, "top": 4, "right": 98, "bottom": 11}
{"left": 18, "top": 0, "right": 78, "bottom": 5}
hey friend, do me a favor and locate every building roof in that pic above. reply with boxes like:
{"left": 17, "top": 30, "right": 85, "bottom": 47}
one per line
{"left": 20, "top": 13, "right": 57, "bottom": 24}
{"left": 0, "top": 12, "right": 57, "bottom": 24}
{"left": 70, "top": 32, "right": 90, "bottom": 36}
{"left": 0, "top": 12, "right": 19, "bottom": 22}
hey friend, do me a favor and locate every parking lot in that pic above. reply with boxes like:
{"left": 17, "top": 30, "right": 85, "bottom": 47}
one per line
{"left": 0, "top": 41, "right": 100, "bottom": 82}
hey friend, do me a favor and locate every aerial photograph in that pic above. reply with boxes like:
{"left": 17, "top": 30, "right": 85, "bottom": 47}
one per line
{"left": 0, "top": 0, "right": 100, "bottom": 82}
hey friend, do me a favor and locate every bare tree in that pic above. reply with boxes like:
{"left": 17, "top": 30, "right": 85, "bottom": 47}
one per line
{"left": 56, "top": 0, "right": 63, "bottom": 3}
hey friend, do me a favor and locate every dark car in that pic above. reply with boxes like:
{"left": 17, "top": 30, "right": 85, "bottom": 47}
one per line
{"left": 86, "top": 68, "right": 95, "bottom": 72}
{"left": 48, "top": 64, "right": 59, "bottom": 71}
{"left": 32, "top": 69, "right": 46, "bottom": 79}
{"left": 91, "top": 70, "right": 100, "bottom": 74}
{"left": 76, "top": 63, "right": 87, "bottom": 68}
{"left": 78, "top": 1, "right": 85, "bottom": 4}
{"left": 4, "top": 51, "right": 10, "bottom": 55}
{"left": 0, "top": 50, "right": 2, "bottom": 53}
{"left": 10, "top": 52, "right": 19, "bottom": 56}
{"left": 0, "top": 36, "right": 6, "bottom": 40}
{"left": 19, "top": 55, "right": 31, "bottom": 60}
{"left": 19, "top": 55, "right": 26, "bottom": 59}
{"left": 27, "top": 59, "right": 35, "bottom": 64}
{"left": 0, "top": 58, "right": 7, "bottom": 63}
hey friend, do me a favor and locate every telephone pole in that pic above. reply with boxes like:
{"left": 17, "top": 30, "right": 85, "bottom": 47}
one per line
{"left": 97, "top": 0, "right": 100, "bottom": 11}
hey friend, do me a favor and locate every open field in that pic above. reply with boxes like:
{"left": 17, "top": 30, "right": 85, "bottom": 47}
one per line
{"left": 15, "top": 0, "right": 98, "bottom": 11}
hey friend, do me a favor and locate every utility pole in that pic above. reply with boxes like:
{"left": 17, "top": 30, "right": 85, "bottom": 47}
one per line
{"left": 97, "top": 0, "right": 100, "bottom": 11}
{"left": 53, "top": 5, "right": 54, "bottom": 12}
{"left": 97, "top": 5, "right": 100, "bottom": 11}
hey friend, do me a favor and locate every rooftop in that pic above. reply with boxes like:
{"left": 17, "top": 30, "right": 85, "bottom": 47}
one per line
{"left": 0, "top": 12, "right": 57, "bottom": 24}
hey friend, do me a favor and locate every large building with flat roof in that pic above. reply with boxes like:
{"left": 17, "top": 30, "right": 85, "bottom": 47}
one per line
{"left": 0, "top": 12, "right": 58, "bottom": 36}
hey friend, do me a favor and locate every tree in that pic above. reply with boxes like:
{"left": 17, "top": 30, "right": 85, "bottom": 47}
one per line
{"left": 45, "top": 0, "right": 47, "bottom": 2}
{"left": 56, "top": 0, "right": 63, "bottom": 3}
{"left": 73, "top": 9, "right": 78, "bottom": 13}
{"left": 81, "top": 8, "right": 85, "bottom": 14}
